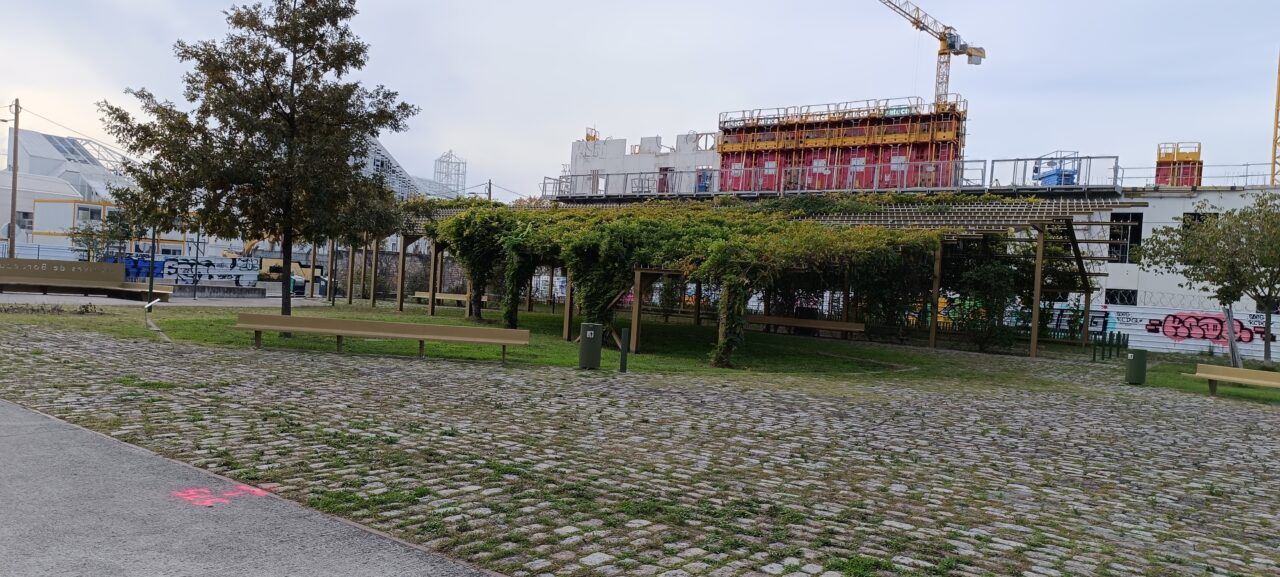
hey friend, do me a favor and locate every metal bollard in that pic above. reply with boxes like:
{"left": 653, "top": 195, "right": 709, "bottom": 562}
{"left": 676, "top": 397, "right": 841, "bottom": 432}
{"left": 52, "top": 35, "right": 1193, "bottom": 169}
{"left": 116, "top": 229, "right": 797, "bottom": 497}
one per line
{"left": 619, "top": 332, "right": 629, "bottom": 373}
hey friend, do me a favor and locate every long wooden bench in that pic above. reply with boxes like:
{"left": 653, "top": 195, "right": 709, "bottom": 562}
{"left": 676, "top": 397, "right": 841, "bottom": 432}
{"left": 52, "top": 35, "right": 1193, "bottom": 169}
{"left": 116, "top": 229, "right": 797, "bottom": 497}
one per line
{"left": 411, "top": 292, "right": 488, "bottom": 304}
{"left": 745, "top": 314, "right": 866, "bottom": 334}
{"left": 1182, "top": 363, "right": 1280, "bottom": 396}
{"left": 0, "top": 276, "right": 173, "bottom": 302}
{"left": 231, "top": 313, "right": 529, "bottom": 361}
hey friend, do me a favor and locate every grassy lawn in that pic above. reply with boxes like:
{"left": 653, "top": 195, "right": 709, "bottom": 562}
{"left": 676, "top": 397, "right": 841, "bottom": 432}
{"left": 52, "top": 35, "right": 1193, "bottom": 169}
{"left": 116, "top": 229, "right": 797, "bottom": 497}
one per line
{"left": 1, "top": 302, "right": 1055, "bottom": 384}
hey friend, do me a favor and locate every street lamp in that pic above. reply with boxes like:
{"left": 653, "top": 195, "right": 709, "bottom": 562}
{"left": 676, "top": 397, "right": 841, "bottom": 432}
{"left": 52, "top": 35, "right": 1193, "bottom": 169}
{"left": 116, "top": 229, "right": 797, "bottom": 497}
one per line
{"left": 2, "top": 98, "right": 18, "bottom": 259}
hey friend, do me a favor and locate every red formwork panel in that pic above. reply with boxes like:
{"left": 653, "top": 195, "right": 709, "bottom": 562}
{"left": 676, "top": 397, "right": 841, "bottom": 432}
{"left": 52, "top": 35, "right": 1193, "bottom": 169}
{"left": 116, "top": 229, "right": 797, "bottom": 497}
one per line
{"left": 754, "top": 151, "right": 782, "bottom": 192}
{"left": 720, "top": 151, "right": 751, "bottom": 192}
{"left": 803, "top": 149, "right": 837, "bottom": 191}
{"left": 1155, "top": 162, "right": 1203, "bottom": 186}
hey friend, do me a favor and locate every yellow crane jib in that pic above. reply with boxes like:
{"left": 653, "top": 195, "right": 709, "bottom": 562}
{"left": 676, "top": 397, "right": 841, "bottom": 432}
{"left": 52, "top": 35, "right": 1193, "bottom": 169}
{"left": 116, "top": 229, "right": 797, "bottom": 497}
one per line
{"left": 878, "top": 0, "right": 986, "bottom": 105}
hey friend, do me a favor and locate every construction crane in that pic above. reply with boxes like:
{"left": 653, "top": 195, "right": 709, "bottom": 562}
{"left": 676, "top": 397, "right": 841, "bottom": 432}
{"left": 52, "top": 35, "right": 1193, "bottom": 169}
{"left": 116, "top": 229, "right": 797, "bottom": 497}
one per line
{"left": 1272, "top": 51, "right": 1280, "bottom": 186}
{"left": 878, "top": 0, "right": 986, "bottom": 106}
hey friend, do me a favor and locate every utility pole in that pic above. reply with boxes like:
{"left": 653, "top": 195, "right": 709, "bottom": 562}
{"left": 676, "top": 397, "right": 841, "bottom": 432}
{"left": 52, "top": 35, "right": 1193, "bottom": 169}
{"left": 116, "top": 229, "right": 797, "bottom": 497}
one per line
{"left": 7, "top": 98, "right": 19, "bottom": 259}
{"left": 487, "top": 179, "right": 492, "bottom": 201}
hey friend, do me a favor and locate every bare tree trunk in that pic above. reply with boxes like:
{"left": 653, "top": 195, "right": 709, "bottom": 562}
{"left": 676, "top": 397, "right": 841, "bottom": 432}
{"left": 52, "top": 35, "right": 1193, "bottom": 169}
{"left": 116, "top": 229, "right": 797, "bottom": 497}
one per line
{"left": 1266, "top": 306, "right": 1274, "bottom": 367}
{"left": 468, "top": 279, "right": 484, "bottom": 322}
{"left": 1224, "top": 306, "right": 1242, "bottom": 368}
{"left": 280, "top": 214, "right": 293, "bottom": 317}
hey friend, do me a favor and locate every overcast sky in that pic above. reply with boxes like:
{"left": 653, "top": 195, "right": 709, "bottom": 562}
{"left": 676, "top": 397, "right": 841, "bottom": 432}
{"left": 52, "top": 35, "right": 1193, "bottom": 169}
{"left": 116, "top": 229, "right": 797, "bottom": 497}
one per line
{"left": 2, "top": 0, "right": 1277, "bottom": 200}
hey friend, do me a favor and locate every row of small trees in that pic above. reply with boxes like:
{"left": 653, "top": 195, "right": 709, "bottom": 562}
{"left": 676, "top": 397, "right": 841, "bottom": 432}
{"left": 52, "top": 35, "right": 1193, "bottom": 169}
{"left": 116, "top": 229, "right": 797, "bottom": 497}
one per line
{"left": 420, "top": 197, "right": 983, "bottom": 367}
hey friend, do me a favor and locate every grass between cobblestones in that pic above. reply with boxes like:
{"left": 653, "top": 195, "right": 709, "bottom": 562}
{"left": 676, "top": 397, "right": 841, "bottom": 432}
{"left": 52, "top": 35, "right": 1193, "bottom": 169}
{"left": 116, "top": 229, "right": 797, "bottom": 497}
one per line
{"left": 0, "top": 303, "right": 1044, "bottom": 382}
{"left": 5, "top": 303, "right": 1280, "bottom": 405}
{"left": 3, "top": 320, "right": 1280, "bottom": 576}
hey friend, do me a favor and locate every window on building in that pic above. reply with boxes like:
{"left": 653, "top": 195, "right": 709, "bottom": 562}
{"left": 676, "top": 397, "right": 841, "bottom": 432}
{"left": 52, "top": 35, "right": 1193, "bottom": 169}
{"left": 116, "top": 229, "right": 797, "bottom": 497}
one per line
{"left": 160, "top": 247, "right": 182, "bottom": 256}
{"left": 17, "top": 211, "right": 33, "bottom": 230}
{"left": 1105, "top": 289, "right": 1138, "bottom": 306}
{"left": 1181, "top": 212, "right": 1217, "bottom": 229}
{"left": 76, "top": 206, "right": 103, "bottom": 225}
{"left": 1108, "top": 212, "right": 1143, "bottom": 264}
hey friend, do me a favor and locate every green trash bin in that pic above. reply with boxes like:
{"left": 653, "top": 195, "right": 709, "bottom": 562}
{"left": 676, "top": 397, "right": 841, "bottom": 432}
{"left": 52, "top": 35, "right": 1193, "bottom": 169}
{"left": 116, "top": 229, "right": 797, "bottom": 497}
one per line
{"left": 1125, "top": 349, "right": 1147, "bottom": 385}
{"left": 579, "top": 323, "right": 603, "bottom": 370}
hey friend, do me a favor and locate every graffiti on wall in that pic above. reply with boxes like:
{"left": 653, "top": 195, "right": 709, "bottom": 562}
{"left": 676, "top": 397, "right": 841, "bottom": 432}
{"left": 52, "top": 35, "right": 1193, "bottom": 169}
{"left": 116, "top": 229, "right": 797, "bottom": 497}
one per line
{"left": 1091, "top": 304, "right": 1279, "bottom": 360}
{"left": 1144, "top": 312, "right": 1275, "bottom": 345}
{"left": 163, "top": 257, "right": 261, "bottom": 287}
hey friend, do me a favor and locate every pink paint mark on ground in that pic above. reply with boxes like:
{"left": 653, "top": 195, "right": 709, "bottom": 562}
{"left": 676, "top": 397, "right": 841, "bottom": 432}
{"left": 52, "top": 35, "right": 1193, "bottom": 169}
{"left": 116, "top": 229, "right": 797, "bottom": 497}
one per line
{"left": 173, "top": 485, "right": 270, "bottom": 507}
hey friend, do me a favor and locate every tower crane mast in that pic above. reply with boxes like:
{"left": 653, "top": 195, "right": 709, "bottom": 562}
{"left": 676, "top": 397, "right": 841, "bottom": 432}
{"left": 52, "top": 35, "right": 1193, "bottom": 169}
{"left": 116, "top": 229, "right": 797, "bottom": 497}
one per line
{"left": 878, "top": 0, "right": 986, "bottom": 106}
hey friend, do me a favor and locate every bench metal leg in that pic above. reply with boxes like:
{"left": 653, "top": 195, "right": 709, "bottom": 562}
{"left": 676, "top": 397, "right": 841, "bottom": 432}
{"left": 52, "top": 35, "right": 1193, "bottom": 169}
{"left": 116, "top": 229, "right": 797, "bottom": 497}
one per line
{"left": 419, "top": 340, "right": 425, "bottom": 359}
{"left": 1208, "top": 379, "right": 1217, "bottom": 396}
{"left": 336, "top": 335, "right": 344, "bottom": 353}
{"left": 254, "top": 330, "right": 262, "bottom": 349}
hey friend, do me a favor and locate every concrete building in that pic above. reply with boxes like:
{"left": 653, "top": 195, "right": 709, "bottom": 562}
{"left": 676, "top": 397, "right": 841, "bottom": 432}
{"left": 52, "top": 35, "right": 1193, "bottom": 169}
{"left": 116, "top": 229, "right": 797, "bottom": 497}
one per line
{"left": 545, "top": 130, "right": 719, "bottom": 196}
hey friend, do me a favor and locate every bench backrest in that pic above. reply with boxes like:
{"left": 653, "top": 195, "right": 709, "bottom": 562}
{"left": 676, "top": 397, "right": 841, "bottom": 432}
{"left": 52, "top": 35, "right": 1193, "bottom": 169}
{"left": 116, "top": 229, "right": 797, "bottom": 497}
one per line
{"left": 745, "top": 314, "right": 865, "bottom": 332}
{"left": 236, "top": 313, "right": 529, "bottom": 343}
{"left": 1196, "top": 363, "right": 1280, "bottom": 384}
{"left": 0, "top": 258, "right": 125, "bottom": 285}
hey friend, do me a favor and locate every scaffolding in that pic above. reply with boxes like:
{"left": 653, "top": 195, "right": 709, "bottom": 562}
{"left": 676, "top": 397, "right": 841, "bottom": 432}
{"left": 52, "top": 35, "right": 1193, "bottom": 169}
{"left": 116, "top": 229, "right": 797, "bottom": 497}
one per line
{"left": 433, "top": 150, "right": 467, "bottom": 198}
{"left": 718, "top": 97, "right": 967, "bottom": 192}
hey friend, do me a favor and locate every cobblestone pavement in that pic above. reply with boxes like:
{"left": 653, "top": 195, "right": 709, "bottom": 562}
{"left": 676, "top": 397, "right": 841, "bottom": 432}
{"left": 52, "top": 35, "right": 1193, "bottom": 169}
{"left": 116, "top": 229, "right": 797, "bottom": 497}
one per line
{"left": 2, "top": 326, "right": 1278, "bottom": 577}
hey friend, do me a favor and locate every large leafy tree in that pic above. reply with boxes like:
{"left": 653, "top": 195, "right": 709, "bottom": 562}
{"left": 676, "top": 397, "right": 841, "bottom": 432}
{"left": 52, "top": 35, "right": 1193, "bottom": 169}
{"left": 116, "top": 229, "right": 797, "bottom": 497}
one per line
{"left": 1142, "top": 193, "right": 1280, "bottom": 364}
{"left": 100, "top": 0, "right": 417, "bottom": 316}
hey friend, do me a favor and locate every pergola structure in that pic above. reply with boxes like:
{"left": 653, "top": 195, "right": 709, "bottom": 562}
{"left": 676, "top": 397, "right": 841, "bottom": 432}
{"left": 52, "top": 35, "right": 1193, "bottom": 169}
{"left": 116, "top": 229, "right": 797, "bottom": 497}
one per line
{"left": 377, "top": 198, "right": 1146, "bottom": 358}
{"left": 603, "top": 199, "right": 1147, "bottom": 357}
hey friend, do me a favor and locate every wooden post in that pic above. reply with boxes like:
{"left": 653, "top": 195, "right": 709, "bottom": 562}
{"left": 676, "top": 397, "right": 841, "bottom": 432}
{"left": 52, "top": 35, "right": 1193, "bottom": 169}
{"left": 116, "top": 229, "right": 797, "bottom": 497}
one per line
{"left": 396, "top": 235, "right": 408, "bottom": 312}
{"left": 929, "top": 244, "right": 943, "bottom": 348}
{"left": 346, "top": 243, "right": 355, "bottom": 305}
{"left": 562, "top": 274, "right": 574, "bottom": 341}
{"left": 693, "top": 281, "right": 703, "bottom": 326}
{"left": 336, "top": 335, "right": 344, "bottom": 352}
{"left": 370, "top": 238, "right": 379, "bottom": 308}
{"left": 526, "top": 276, "right": 534, "bottom": 312}
{"left": 253, "top": 330, "right": 262, "bottom": 349}
{"left": 428, "top": 244, "right": 439, "bottom": 316}
{"left": 358, "top": 238, "right": 368, "bottom": 300}
{"left": 1080, "top": 287, "right": 1092, "bottom": 348}
{"left": 308, "top": 243, "right": 318, "bottom": 299}
{"left": 630, "top": 270, "right": 642, "bottom": 354}
{"left": 548, "top": 267, "right": 557, "bottom": 314}
{"left": 465, "top": 280, "right": 474, "bottom": 317}
{"left": 842, "top": 272, "right": 852, "bottom": 340}
{"left": 1029, "top": 227, "right": 1046, "bottom": 358}
{"left": 326, "top": 239, "right": 337, "bottom": 305}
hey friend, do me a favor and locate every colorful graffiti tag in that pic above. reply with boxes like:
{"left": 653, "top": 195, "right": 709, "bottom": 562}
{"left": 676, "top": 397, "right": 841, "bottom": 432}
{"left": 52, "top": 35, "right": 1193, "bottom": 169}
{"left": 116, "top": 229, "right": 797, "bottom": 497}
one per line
{"left": 1144, "top": 312, "right": 1274, "bottom": 345}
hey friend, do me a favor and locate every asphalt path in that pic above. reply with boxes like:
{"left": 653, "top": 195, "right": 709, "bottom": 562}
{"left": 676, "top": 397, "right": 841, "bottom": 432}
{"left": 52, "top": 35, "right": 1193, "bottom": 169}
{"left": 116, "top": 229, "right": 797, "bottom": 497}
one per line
{"left": 0, "top": 400, "right": 493, "bottom": 577}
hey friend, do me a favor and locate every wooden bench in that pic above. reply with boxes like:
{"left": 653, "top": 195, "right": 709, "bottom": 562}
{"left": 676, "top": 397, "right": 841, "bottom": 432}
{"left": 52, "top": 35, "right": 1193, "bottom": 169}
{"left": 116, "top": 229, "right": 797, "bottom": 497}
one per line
{"left": 412, "top": 292, "right": 488, "bottom": 304}
{"left": 745, "top": 315, "right": 866, "bottom": 335}
{"left": 0, "top": 276, "right": 173, "bottom": 302}
{"left": 1183, "top": 363, "right": 1280, "bottom": 396}
{"left": 231, "top": 313, "right": 529, "bottom": 361}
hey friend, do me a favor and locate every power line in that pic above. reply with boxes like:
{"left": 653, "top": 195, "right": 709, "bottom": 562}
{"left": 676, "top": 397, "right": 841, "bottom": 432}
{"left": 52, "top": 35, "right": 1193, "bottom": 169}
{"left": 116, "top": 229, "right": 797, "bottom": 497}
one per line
{"left": 491, "top": 183, "right": 530, "bottom": 199}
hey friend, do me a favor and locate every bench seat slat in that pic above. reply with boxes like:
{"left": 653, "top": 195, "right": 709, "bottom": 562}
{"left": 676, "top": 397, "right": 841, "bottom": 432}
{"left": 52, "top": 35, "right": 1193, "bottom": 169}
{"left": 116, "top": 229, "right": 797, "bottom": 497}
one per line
{"left": 232, "top": 314, "right": 530, "bottom": 352}
{"left": 232, "top": 324, "right": 529, "bottom": 346}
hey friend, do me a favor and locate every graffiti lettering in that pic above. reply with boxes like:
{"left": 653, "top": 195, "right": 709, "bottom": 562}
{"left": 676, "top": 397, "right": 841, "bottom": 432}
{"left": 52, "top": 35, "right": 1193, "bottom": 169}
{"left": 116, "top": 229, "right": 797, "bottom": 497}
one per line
{"left": 1144, "top": 313, "right": 1275, "bottom": 345}
{"left": 163, "top": 257, "right": 260, "bottom": 287}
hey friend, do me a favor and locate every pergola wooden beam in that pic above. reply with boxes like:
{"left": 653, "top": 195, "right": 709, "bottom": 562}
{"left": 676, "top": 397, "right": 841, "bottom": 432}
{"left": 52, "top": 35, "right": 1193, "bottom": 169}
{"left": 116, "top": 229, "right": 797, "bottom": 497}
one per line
{"left": 1029, "top": 225, "right": 1047, "bottom": 358}
{"left": 929, "top": 243, "right": 943, "bottom": 348}
{"left": 396, "top": 234, "right": 422, "bottom": 312}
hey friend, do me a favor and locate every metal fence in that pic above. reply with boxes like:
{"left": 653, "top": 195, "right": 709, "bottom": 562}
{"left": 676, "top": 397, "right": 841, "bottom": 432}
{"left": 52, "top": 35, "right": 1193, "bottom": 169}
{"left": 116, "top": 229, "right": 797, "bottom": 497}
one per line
{"left": 544, "top": 156, "right": 1280, "bottom": 199}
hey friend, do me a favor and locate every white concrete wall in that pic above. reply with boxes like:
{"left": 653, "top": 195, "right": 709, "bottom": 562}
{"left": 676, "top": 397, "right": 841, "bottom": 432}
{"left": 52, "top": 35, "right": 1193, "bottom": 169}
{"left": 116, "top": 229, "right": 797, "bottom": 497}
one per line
{"left": 569, "top": 134, "right": 718, "bottom": 182}
{"left": 1092, "top": 189, "right": 1270, "bottom": 312}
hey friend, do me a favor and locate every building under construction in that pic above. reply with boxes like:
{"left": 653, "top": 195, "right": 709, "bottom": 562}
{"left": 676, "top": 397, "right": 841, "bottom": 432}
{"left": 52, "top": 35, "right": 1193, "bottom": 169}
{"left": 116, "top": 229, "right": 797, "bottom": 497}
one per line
{"left": 718, "top": 96, "right": 967, "bottom": 193}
